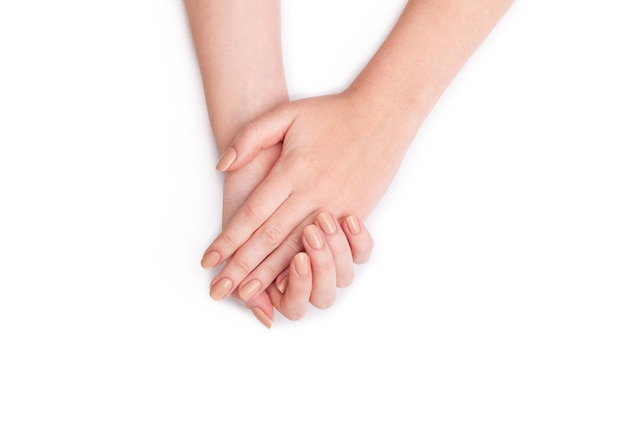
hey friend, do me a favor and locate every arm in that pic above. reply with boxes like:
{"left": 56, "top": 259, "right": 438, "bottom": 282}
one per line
{"left": 184, "top": 1, "right": 373, "bottom": 325}
{"left": 184, "top": 0, "right": 286, "bottom": 323}
{"left": 183, "top": 0, "right": 287, "bottom": 153}
{"left": 352, "top": 0, "right": 514, "bottom": 127}
{"left": 203, "top": 0, "right": 514, "bottom": 299}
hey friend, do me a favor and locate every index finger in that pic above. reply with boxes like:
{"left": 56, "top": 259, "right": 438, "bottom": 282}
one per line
{"left": 201, "top": 167, "right": 292, "bottom": 269}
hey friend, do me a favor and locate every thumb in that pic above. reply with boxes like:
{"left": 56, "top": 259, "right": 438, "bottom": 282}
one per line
{"left": 216, "top": 102, "right": 296, "bottom": 172}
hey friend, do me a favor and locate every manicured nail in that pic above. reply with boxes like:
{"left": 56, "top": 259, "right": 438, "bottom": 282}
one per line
{"left": 210, "top": 277, "right": 233, "bottom": 300}
{"left": 317, "top": 211, "right": 336, "bottom": 234}
{"left": 201, "top": 251, "right": 220, "bottom": 269}
{"left": 239, "top": 279, "right": 262, "bottom": 301}
{"left": 276, "top": 277, "right": 288, "bottom": 294}
{"left": 303, "top": 225, "right": 324, "bottom": 249}
{"left": 346, "top": 215, "right": 360, "bottom": 234}
{"left": 216, "top": 147, "right": 237, "bottom": 171}
{"left": 251, "top": 307, "right": 272, "bottom": 329}
{"left": 294, "top": 253, "right": 309, "bottom": 276}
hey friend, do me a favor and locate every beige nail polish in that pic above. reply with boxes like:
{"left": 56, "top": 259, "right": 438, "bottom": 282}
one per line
{"left": 317, "top": 211, "right": 336, "bottom": 234}
{"left": 210, "top": 278, "right": 233, "bottom": 300}
{"left": 277, "top": 277, "right": 288, "bottom": 294}
{"left": 294, "top": 253, "right": 309, "bottom": 276}
{"left": 216, "top": 147, "right": 237, "bottom": 171}
{"left": 201, "top": 251, "right": 220, "bottom": 269}
{"left": 346, "top": 215, "right": 361, "bottom": 234}
{"left": 239, "top": 279, "right": 262, "bottom": 301}
{"left": 251, "top": 307, "right": 272, "bottom": 329}
{"left": 303, "top": 225, "right": 324, "bottom": 249}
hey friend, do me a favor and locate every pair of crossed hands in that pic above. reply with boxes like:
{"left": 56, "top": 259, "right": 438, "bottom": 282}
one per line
{"left": 200, "top": 91, "right": 414, "bottom": 326}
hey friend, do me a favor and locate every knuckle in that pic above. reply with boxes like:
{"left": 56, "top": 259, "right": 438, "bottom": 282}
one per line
{"left": 238, "top": 121, "right": 259, "bottom": 143}
{"left": 256, "top": 261, "right": 281, "bottom": 284}
{"left": 242, "top": 200, "right": 264, "bottom": 225}
{"left": 259, "top": 224, "right": 283, "bottom": 247}
{"left": 231, "top": 257, "right": 251, "bottom": 277}
{"left": 284, "top": 233, "right": 303, "bottom": 254}
{"left": 316, "top": 256, "right": 335, "bottom": 271}
{"left": 220, "top": 232, "right": 239, "bottom": 252}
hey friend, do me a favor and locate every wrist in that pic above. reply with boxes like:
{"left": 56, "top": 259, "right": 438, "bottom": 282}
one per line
{"left": 343, "top": 74, "right": 425, "bottom": 140}
{"left": 209, "top": 82, "right": 288, "bottom": 152}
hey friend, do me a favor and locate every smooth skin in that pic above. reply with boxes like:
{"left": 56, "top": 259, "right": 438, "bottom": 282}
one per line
{"left": 203, "top": 0, "right": 514, "bottom": 300}
{"left": 267, "top": 213, "right": 373, "bottom": 322}
{"left": 183, "top": 0, "right": 373, "bottom": 327}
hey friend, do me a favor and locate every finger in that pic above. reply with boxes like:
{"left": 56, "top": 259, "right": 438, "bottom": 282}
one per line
{"left": 235, "top": 213, "right": 315, "bottom": 302}
{"left": 316, "top": 211, "right": 354, "bottom": 288}
{"left": 341, "top": 215, "right": 374, "bottom": 264}
{"left": 211, "top": 196, "right": 310, "bottom": 301}
{"left": 216, "top": 102, "right": 296, "bottom": 172}
{"left": 201, "top": 167, "right": 292, "bottom": 270}
{"left": 238, "top": 289, "right": 274, "bottom": 329}
{"left": 268, "top": 252, "right": 312, "bottom": 320}
{"left": 275, "top": 268, "right": 289, "bottom": 294}
{"left": 302, "top": 224, "right": 337, "bottom": 310}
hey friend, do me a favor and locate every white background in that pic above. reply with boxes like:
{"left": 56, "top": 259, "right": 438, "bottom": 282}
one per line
{"left": 1, "top": 1, "right": 625, "bottom": 426}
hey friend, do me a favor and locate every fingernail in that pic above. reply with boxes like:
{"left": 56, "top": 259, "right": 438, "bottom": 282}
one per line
{"left": 294, "top": 253, "right": 309, "bottom": 276}
{"left": 303, "top": 225, "right": 324, "bottom": 249}
{"left": 317, "top": 211, "right": 336, "bottom": 234}
{"left": 346, "top": 215, "right": 360, "bottom": 234}
{"left": 210, "top": 278, "right": 233, "bottom": 300}
{"left": 216, "top": 147, "right": 237, "bottom": 171}
{"left": 276, "top": 277, "right": 288, "bottom": 294}
{"left": 201, "top": 251, "right": 220, "bottom": 269}
{"left": 239, "top": 279, "right": 262, "bottom": 301}
{"left": 251, "top": 307, "right": 272, "bottom": 329}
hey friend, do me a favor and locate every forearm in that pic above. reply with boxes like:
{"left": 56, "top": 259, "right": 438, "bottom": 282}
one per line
{"left": 350, "top": 0, "right": 513, "bottom": 131}
{"left": 183, "top": 0, "right": 288, "bottom": 151}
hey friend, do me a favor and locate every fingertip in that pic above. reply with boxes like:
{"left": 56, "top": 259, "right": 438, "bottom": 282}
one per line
{"left": 316, "top": 211, "right": 337, "bottom": 235}
{"left": 303, "top": 224, "right": 325, "bottom": 250}
{"left": 276, "top": 275, "right": 288, "bottom": 294}
{"left": 250, "top": 307, "right": 272, "bottom": 329}
{"left": 201, "top": 250, "right": 221, "bottom": 269}
{"left": 294, "top": 252, "right": 310, "bottom": 277}
{"left": 209, "top": 278, "right": 233, "bottom": 300}
{"left": 245, "top": 291, "right": 274, "bottom": 328}
{"left": 239, "top": 279, "right": 263, "bottom": 302}
{"left": 216, "top": 147, "right": 237, "bottom": 172}
{"left": 341, "top": 215, "right": 374, "bottom": 265}
{"left": 345, "top": 214, "right": 361, "bottom": 234}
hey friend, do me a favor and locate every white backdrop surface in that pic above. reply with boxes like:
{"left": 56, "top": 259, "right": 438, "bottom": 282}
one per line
{"left": 1, "top": 1, "right": 625, "bottom": 427}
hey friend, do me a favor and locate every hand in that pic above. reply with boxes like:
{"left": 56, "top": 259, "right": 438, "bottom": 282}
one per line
{"left": 203, "top": 88, "right": 418, "bottom": 300}
{"left": 266, "top": 213, "right": 373, "bottom": 320}
{"left": 215, "top": 150, "right": 374, "bottom": 327}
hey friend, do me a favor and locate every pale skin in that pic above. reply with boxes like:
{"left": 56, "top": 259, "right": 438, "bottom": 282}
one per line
{"left": 202, "top": 0, "right": 514, "bottom": 302}
{"left": 183, "top": 0, "right": 374, "bottom": 327}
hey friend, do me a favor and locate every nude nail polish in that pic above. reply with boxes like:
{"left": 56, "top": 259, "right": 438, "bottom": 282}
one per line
{"left": 303, "top": 225, "right": 324, "bottom": 249}
{"left": 317, "top": 211, "right": 336, "bottom": 234}
{"left": 251, "top": 308, "right": 272, "bottom": 329}
{"left": 346, "top": 215, "right": 361, "bottom": 234}
{"left": 277, "top": 277, "right": 288, "bottom": 294}
{"left": 294, "top": 253, "right": 309, "bottom": 276}
{"left": 201, "top": 251, "right": 220, "bottom": 269}
{"left": 216, "top": 147, "right": 237, "bottom": 171}
{"left": 210, "top": 278, "right": 233, "bottom": 300}
{"left": 239, "top": 279, "right": 262, "bottom": 301}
